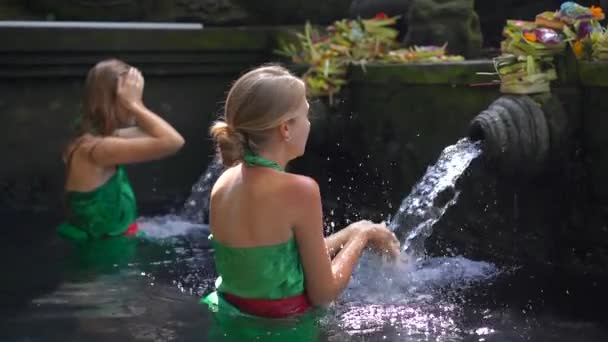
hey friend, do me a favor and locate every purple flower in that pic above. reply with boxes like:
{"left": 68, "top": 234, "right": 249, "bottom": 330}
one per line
{"left": 578, "top": 21, "right": 593, "bottom": 38}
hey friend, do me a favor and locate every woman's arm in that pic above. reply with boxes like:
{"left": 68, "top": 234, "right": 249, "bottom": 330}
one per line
{"left": 292, "top": 177, "right": 380, "bottom": 306}
{"left": 324, "top": 221, "right": 373, "bottom": 257}
{"left": 324, "top": 226, "right": 355, "bottom": 257}
{"left": 85, "top": 68, "right": 185, "bottom": 166}
{"left": 113, "top": 127, "right": 148, "bottom": 138}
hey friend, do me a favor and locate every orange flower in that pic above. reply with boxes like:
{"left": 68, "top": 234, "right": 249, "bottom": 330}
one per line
{"left": 573, "top": 40, "right": 584, "bottom": 57}
{"left": 591, "top": 5, "right": 604, "bottom": 18}
{"left": 523, "top": 32, "right": 537, "bottom": 42}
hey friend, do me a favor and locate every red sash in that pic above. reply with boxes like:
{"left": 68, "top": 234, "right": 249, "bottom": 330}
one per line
{"left": 221, "top": 292, "right": 311, "bottom": 318}
{"left": 123, "top": 222, "right": 139, "bottom": 236}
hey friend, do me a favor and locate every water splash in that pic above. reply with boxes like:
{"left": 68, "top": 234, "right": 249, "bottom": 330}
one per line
{"left": 334, "top": 138, "right": 498, "bottom": 339}
{"left": 344, "top": 254, "right": 498, "bottom": 305}
{"left": 134, "top": 178, "right": 215, "bottom": 240}
{"left": 137, "top": 215, "right": 209, "bottom": 240}
{"left": 133, "top": 159, "right": 221, "bottom": 240}
{"left": 389, "top": 138, "right": 482, "bottom": 256}
{"left": 329, "top": 252, "right": 500, "bottom": 338}
{"left": 136, "top": 137, "right": 489, "bottom": 339}
{"left": 179, "top": 159, "right": 224, "bottom": 224}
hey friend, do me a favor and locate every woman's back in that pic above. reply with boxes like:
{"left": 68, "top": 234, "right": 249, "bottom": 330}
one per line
{"left": 205, "top": 160, "right": 310, "bottom": 315}
{"left": 209, "top": 164, "right": 300, "bottom": 248}
{"left": 59, "top": 137, "right": 138, "bottom": 240}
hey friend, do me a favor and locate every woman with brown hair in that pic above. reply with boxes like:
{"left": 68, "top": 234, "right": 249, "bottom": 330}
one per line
{"left": 57, "top": 59, "right": 184, "bottom": 241}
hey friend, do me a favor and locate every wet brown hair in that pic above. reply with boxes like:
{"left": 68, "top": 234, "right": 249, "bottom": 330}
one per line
{"left": 76, "top": 58, "right": 131, "bottom": 137}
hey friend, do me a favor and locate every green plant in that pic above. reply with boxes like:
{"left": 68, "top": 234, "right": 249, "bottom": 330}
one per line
{"left": 276, "top": 14, "right": 463, "bottom": 103}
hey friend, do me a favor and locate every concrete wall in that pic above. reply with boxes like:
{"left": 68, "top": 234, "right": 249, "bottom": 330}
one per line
{"left": 0, "top": 24, "right": 277, "bottom": 214}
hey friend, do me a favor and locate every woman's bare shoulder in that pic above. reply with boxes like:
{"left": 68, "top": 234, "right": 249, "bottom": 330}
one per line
{"left": 278, "top": 173, "right": 321, "bottom": 205}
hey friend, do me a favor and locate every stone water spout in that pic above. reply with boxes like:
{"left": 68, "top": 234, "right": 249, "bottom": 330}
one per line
{"left": 467, "top": 94, "right": 569, "bottom": 176}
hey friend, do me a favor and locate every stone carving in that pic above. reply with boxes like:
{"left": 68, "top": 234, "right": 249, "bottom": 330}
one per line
{"left": 172, "top": 0, "right": 251, "bottom": 24}
{"left": 468, "top": 95, "right": 571, "bottom": 178}
{"left": 232, "top": 0, "right": 351, "bottom": 24}
{"left": 403, "top": 0, "right": 482, "bottom": 58}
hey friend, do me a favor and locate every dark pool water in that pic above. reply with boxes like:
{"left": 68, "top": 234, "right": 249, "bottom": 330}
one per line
{"left": 1, "top": 213, "right": 607, "bottom": 342}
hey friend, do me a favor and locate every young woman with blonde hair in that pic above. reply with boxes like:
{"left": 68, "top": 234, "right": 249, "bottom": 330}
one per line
{"left": 202, "top": 64, "right": 399, "bottom": 318}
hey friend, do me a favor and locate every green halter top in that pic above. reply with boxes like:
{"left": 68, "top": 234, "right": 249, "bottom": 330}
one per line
{"left": 202, "top": 151, "right": 307, "bottom": 312}
{"left": 58, "top": 166, "right": 138, "bottom": 242}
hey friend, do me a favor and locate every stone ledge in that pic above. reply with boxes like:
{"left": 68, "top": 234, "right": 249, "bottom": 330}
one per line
{"left": 347, "top": 60, "right": 497, "bottom": 85}
{"left": 0, "top": 63, "right": 266, "bottom": 78}
{"left": 0, "top": 23, "right": 296, "bottom": 78}
{"left": 0, "top": 24, "right": 278, "bottom": 52}
{"left": 0, "top": 51, "right": 268, "bottom": 78}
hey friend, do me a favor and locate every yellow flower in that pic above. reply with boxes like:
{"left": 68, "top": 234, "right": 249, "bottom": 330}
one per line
{"left": 573, "top": 40, "right": 584, "bottom": 58}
